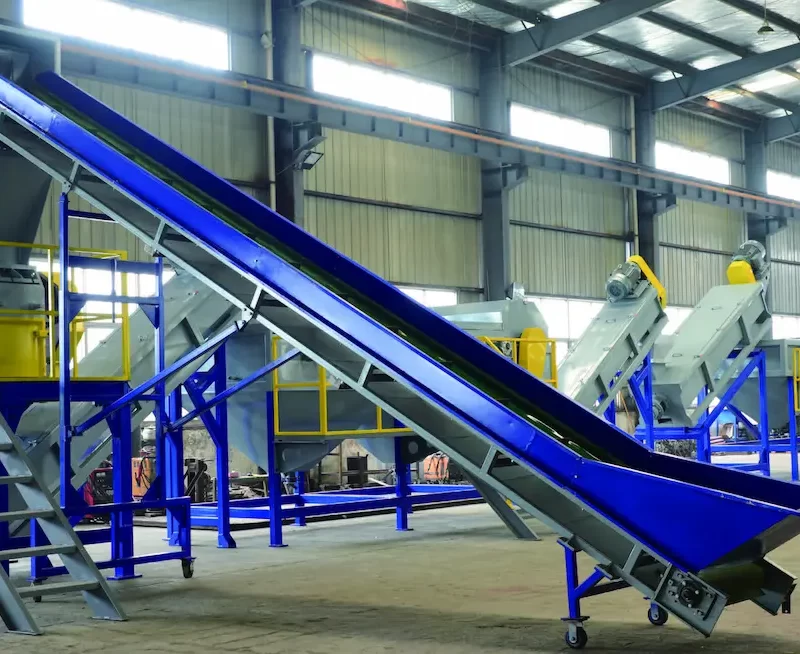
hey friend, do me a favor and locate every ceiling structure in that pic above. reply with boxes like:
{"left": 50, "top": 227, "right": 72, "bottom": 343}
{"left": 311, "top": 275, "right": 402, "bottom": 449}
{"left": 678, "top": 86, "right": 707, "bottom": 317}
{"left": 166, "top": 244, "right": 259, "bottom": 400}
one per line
{"left": 329, "top": 0, "right": 800, "bottom": 139}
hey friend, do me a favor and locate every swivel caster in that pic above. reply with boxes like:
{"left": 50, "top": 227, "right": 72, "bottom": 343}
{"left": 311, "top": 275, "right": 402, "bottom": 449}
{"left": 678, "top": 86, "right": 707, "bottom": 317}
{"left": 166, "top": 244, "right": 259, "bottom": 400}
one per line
{"left": 648, "top": 604, "right": 668, "bottom": 626}
{"left": 181, "top": 559, "right": 194, "bottom": 579}
{"left": 564, "top": 626, "right": 588, "bottom": 649}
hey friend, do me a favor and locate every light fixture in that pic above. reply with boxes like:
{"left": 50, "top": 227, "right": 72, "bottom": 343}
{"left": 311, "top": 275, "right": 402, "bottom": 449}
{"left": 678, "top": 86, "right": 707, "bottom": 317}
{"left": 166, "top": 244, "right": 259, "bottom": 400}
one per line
{"left": 758, "top": 0, "right": 774, "bottom": 34}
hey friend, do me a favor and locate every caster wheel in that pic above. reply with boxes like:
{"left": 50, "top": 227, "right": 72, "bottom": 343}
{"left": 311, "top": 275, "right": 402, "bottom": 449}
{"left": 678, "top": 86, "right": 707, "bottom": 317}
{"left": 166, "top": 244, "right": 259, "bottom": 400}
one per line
{"left": 33, "top": 595, "right": 42, "bottom": 604}
{"left": 565, "top": 627, "right": 588, "bottom": 649}
{"left": 648, "top": 605, "right": 668, "bottom": 626}
{"left": 181, "top": 560, "right": 194, "bottom": 579}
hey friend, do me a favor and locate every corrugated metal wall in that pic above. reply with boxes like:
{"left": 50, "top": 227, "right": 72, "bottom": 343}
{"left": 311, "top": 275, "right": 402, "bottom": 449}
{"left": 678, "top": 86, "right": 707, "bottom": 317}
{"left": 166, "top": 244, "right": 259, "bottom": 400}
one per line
{"left": 767, "top": 141, "right": 800, "bottom": 314}
{"left": 656, "top": 109, "right": 745, "bottom": 307}
{"left": 36, "top": 74, "right": 270, "bottom": 260}
{"left": 507, "top": 66, "right": 629, "bottom": 299}
{"left": 300, "top": 3, "right": 482, "bottom": 289}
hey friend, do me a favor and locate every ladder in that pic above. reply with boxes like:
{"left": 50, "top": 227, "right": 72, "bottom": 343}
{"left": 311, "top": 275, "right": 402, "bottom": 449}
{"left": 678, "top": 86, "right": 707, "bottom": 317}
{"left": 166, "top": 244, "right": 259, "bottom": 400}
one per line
{"left": 0, "top": 420, "right": 126, "bottom": 635}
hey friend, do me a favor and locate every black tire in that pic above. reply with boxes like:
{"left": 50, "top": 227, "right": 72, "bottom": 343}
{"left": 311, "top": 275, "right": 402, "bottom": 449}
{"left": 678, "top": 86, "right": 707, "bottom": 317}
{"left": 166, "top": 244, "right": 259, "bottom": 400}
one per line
{"left": 565, "top": 627, "right": 588, "bottom": 649}
{"left": 648, "top": 605, "right": 668, "bottom": 626}
{"left": 181, "top": 559, "right": 194, "bottom": 579}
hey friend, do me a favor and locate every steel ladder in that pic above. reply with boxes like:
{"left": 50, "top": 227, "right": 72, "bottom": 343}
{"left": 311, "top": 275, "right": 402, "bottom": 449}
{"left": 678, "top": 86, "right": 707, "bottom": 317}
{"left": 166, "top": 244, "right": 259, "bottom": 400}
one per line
{"left": 0, "top": 419, "right": 126, "bottom": 635}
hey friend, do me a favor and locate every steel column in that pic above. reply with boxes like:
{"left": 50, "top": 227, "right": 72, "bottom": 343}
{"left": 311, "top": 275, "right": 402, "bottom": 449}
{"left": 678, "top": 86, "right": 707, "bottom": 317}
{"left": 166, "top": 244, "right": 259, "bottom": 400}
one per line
{"left": 108, "top": 409, "right": 139, "bottom": 580}
{"left": 294, "top": 472, "right": 306, "bottom": 527}
{"left": 272, "top": 0, "right": 305, "bottom": 227}
{"left": 152, "top": 257, "right": 167, "bottom": 497}
{"left": 265, "top": 393, "right": 286, "bottom": 547}
{"left": 394, "top": 436, "right": 412, "bottom": 531}
{"left": 480, "top": 48, "right": 514, "bottom": 300}
{"left": 789, "top": 378, "right": 799, "bottom": 482}
{"left": 758, "top": 354, "right": 770, "bottom": 476}
{"left": 58, "top": 191, "right": 72, "bottom": 508}
{"left": 635, "top": 95, "right": 660, "bottom": 275}
{"left": 166, "top": 387, "right": 184, "bottom": 546}
{"left": 212, "top": 347, "right": 235, "bottom": 549}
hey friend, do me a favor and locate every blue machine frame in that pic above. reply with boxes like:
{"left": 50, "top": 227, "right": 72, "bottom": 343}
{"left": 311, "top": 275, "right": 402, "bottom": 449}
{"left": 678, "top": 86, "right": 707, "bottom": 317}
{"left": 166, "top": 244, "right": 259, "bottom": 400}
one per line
{"left": 631, "top": 350, "right": 799, "bottom": 481}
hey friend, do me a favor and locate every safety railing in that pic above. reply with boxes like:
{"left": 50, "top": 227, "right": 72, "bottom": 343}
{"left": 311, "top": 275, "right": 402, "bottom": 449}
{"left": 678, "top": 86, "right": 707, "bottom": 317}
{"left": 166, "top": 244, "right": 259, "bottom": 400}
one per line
{"left": 0, "top": 240, "right": 131, "bottom": 382}
{"left": 271, "top": 335, "right": 411, "bottom": 437}
{"left": 479, "top": 336, "right": 558, "bottom": 387}
{"left": 794, "top": 347, "right": 800, "bottom": 414}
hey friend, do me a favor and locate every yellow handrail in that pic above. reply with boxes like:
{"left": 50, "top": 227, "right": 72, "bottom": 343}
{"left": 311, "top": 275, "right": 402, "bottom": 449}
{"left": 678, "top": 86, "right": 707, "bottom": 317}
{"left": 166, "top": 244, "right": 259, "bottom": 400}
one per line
{"left": 479, "top": 335, "right": 559, "bottom": 388}
{"left": 0, "top": 240, "right": 132, "bottom": 382}
{"left": 271, "top": 335, "right": 411, "bottom": 437}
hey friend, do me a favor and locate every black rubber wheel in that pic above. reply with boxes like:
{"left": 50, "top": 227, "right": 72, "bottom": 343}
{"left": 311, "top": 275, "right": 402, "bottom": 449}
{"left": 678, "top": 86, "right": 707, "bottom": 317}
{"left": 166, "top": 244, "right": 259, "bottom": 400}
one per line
{"left": 181, "top": 559, "right": 194, "bottom": 579}
{"left": 648, "top": 605, "right": 668, "bottom": 626}
{"left": 33, "top": 595, "right": 42, "bottom": 604}
{"left": 565, "top": 627, "right": 588, "bottom": 649}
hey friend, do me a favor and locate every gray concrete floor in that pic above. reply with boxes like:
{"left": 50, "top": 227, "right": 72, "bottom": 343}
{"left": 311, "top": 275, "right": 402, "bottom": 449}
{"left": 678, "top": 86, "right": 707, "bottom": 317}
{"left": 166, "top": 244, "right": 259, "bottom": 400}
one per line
{"left": 2, "top": 504, "right": 800, "bottom": 652}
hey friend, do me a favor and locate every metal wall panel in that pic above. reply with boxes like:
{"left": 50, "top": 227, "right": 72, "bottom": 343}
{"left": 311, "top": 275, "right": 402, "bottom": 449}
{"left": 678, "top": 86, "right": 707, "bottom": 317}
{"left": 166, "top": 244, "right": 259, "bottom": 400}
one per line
{"left": 307, "top": 130, "right": 481, "bottom": 214}
{"left": 35, "top": 75, "right": 269, "bottom": 260}
{"left": 766, "top": 141, "right": 800, "bottom": 176}
{"left": 508, "top": 65, "right": 627, "bottom": 131}
{"left": 510, "top": 225, "right": 625, "bottom": 299}
{"left": 304, "top": 196, "right": 481, "bottom": 288}
{"left": 771, "top": 262, "right": 800, "bottom": 316}
{"left": 660, "top": 204, "right": 745, "bottom": 252}
{"left": 509, "top": 170, "right": 627, "bottom": 235}
{"left": 660, "top": 247, "right": 728, "bottom": 307}
{"left": 656, "top": 109, "right": 743, "bottom": 161}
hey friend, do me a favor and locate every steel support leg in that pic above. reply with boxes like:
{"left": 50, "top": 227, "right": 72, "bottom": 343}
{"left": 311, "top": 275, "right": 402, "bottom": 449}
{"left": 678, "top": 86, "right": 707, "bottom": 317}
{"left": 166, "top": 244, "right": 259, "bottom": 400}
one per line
{"left": 758, "top": 354, "right": 770, "bottom": 476}
{"left": 394, "top": 436, "right": 412, "bottom": 531}
{"left": 109, "top": 410, "right": 139, "bottom": 580}
{"left": 213, "top": 348, "right": 235, "bottom": 549}
{"left": 58, "top": 191, "right": 72, "bottom": 510}
{"left": 789, "top": 378, "right": 799, "bottom": 482}
{"left": 266, "top": 394, "right": 286, "bottom": 547}
{"left": 465, "top": 473, "right": 539, "bottom": 540}
{"left": 152, "top": 256, "right": 167, "bottom": 500}
{"left": 0, "top": 461, "right": 7, "bottom": 575}
{"left": 166, "top": 388, "right": 184, "bottom": 546}
{"left": 294, "top": 471, "right": 306, "bottom": 527}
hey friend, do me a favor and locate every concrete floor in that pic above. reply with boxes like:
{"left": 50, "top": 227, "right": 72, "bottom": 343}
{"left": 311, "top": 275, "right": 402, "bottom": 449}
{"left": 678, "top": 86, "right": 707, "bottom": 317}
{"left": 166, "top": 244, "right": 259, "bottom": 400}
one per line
{"left": 3, "top": 504, "right": 800, "bottom": 653}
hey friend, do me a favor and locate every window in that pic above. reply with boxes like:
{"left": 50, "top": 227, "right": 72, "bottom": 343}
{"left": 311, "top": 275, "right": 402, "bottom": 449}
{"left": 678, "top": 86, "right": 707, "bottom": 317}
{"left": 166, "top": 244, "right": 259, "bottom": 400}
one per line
{"left": 312, "top": 54, "right": 453, "bottom": 122}
{"left": 662, "top": 306, "right": 693, "bottom": 336}
{"left": 655, "top": 141, "right": 731, "bottom": 185}
{"left": 526, "top": 295, "right": 605, "bottom": 364}
{"left": 398, "top": 286, "right": 457, "bottom": 307}
{"left": 30, "top": 259, "right": 175, "bottom": 360}
{"left": 510, "top": 103, "right": 612, "bottom": 158}
{"left": 24, "top": 0, "right": 230, "bottom": 70}
{"left": 767, "top": 170, "right": 800, "bottom": 203}
{"left": 773, "top": 314, "right": 800, "bottom": 340}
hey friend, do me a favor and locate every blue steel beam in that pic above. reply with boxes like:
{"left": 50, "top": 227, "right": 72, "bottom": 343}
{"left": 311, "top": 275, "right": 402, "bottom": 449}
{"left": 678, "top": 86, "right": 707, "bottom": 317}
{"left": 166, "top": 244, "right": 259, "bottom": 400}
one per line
{"left": 73, "top": 320, "right": 244, "bottom": 436}
{"left": 652, "top": 43, "right": 800, "bottom": 110}
{"left": 58, "top": 44, "right": 800, "bottom": 221}
{"left": 168, "top": 347, "right": 301, "bottom": 431}
{"left": 500, "top": 0, "right": 671, "bottom": 67}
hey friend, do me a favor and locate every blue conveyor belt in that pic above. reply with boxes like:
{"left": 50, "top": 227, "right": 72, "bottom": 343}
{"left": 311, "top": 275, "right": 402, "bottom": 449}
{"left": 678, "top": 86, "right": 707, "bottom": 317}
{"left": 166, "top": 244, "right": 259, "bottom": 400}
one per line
{"left": 0, "top": 71, "right": 797, "bottom": 634}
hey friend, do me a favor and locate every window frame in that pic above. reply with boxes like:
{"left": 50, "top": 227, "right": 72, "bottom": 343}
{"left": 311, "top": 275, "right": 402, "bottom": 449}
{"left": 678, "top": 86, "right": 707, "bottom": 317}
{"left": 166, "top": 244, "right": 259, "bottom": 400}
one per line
{"left": 509, "top": 102, "right": 613, "bottom": 158}
{"left": 654, "top": 140, "right": 731, "bottom": 186}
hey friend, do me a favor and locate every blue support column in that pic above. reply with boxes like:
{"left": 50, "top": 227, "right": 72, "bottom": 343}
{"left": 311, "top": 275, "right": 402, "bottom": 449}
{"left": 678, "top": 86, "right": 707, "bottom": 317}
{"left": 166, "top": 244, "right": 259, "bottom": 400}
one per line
{"left": 604, "top": 399, "right": 616, "bottom": 426}
{"left": 166, "top": 387, "right": 184, "bottom": 546}
{"left": 758, "top": 353, "right": 770, "bottom": 476}
{"left": 109, "top": 409, "right": 139, "bottom": 580}
{"left": 58, "top": 190, "right": 72, "bottom": 509}
{"left": 265, "top": 393, "right": 286, "bottom": 547}
{"left": 696, "top": 388, "right": 710, "bottom": 464}
{"left": 212, "top": 347, "right": 235, "bottom": 549}
{"left": 294, "top": 471, "right": 306, "bottom": 527}
{"left": 152, "top": 256, "right": 166, "bottom": 500}
{"left": 394, "top": 436, "right": 412, "bottom": 532}
{"left": 789, "top": 378, "right": 799, "bottom": 482}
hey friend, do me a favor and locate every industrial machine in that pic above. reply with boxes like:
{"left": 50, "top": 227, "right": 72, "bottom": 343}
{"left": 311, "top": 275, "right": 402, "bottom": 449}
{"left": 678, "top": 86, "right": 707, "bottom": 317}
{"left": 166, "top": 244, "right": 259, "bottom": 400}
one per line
{"left": 2, "top": 37, "right": 800, "bottom": 647}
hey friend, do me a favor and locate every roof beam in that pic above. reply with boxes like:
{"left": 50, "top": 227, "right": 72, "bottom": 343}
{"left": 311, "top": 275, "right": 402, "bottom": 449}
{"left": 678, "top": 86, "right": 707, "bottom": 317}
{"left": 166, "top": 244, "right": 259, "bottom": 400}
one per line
{"left": 651, "top": 43, "right": 800, "bottom": 110}
{"left": 500, "top": 0, "right": 671, "bottom": 67}
{"left": 765, "top": 113, "right": 800, "bottom": 142}
{"left": 717, "top": 0, "right": 800, "bottom": 35}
